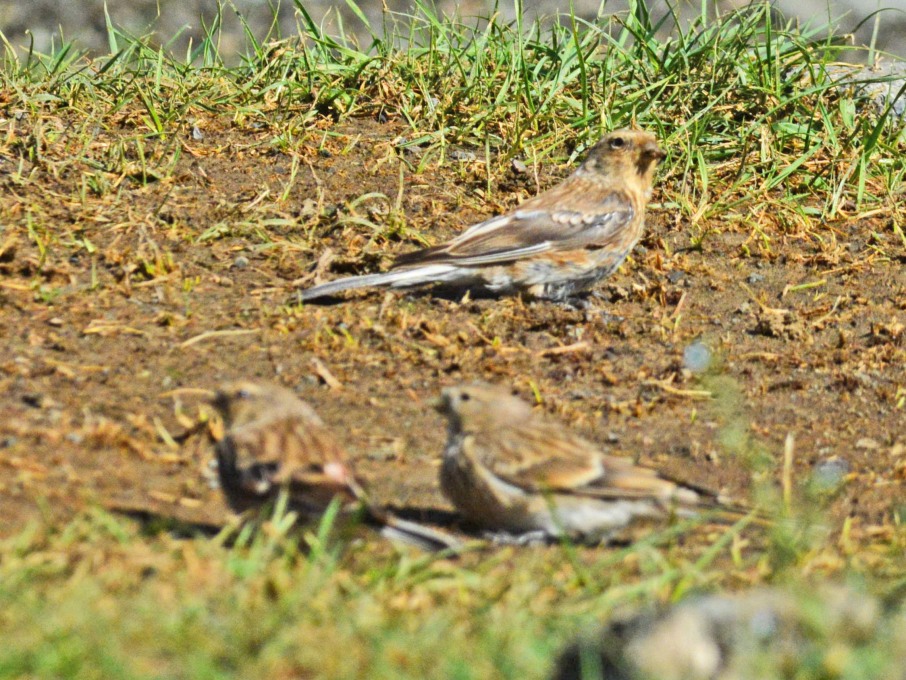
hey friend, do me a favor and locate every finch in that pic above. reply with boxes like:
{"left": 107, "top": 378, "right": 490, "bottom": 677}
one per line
{"left": 298, "top": 129, "right": 665, "bottom": 302}
{"left": 552, "top": 585, "right": 881, "bottom": 680}
{"left": 436, "top": 384, "right": 750, "bottom": 543}
{"left": 211, "top": 380, "right": 461, "bottom": 552}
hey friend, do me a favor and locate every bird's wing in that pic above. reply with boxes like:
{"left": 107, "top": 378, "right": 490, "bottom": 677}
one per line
{"left": 470, "top": 425, "right": 727, "bottom": 510}
{"left": 574, "top": 454, "right": 718, "bottom": 508}
{"left": 393, "top": 186, "right": 634, "bottom": 268}
{"left": 260, "top": 418, "right": 362, "bottom": 512}
{"left": 468, "top": 423, "right": 606, "bottom": 492}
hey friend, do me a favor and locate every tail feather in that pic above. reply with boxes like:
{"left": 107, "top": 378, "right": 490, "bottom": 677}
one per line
{"left": 376, "top": 513, "right": 464, "bottom": 553}
{"left": 298, "top": 265, "right": 459, "bottom": 301}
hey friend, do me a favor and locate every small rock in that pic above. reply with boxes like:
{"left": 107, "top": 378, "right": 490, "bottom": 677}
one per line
{"left": 683, "top": 341, "right": 711, "bottom": 374}
{"left": 233, "top": 255, "right": 250, "bottom": 269}
{"left": 449, "top": 149, "right": 476, "bottom": 161}
{"left": 667, "top": 270, "right": 685, "bottom": 284}
{"left": 811, "top": 458, "right": 849, "bottom": 491}
{"left": 511, "top": 159, "right": 527, "bottom": 174}
{"left": 746, "top": 273, "right": 765, "bottom": 284}
{"left": 752, "top": 308, "right": 808, "bottom": 341}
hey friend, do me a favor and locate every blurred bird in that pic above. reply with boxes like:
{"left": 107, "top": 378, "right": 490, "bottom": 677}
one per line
{"left": 436, "top": 384, "right": 751, "bottom": 543}
{"left": 298, "top": 129, "right": 665, "bottom": 302}
{"left": 211, "top": 380, "right": 461, "bottom": 552}
{"left": 551, "top": 585, "right": 885, "bottom": 680}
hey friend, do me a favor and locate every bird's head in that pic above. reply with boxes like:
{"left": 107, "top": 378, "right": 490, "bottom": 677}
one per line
{"left": 580, "top": 129, "right": 665, "bottom": 190}
{"left": 435, "top": 383, "right": 535, "bottom": 433}
{"left": 210, "top": 380, "right": 304, "bottom": 428}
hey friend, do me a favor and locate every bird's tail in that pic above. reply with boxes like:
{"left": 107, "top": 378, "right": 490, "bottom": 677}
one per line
{"left": 597, "top": 456, "right": 770, "bottom": 526}
{"left": 297, "top": 265, "right": 459, "bottom": 301}
{"left": 670, "top": 486, "right": 774, "bottom": 528}
{"left": 371, "top": 511, "right": 464, "bottom": 553}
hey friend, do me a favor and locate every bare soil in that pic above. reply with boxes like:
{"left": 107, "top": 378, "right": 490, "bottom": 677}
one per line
{"left": 1, "top": 112, "right": 904, "bottom": 554}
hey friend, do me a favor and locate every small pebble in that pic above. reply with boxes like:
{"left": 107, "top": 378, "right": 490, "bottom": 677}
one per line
{"left": 449, "top": 149, "right": 476, "bottom": 161}
{"left": 811, "top": 458, "right": 849, "bottom": 491}
{"left": 233, "top": 255, "right": 249, "bottom": 269}
{"left": 683, "top": 341, "right": 711, "bottom": 374}
{"left": 746, "top": 273, "right": 765, "bottom": 284}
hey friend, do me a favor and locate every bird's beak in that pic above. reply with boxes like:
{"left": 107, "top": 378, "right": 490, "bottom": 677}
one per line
{"left": 431, "top": 392, "right": 454, "bottom": 414}
{"left": 209, "top": 390, "right": 229, "bottom": 414}
{"left": 643, "top": 142, "right": 666, "bottom": 160}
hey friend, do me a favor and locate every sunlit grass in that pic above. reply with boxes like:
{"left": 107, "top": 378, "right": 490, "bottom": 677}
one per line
{"left": 1, "top": 501, "right": 901, "bottom": 679}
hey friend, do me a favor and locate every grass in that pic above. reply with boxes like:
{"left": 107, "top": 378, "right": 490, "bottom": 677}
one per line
{"left": 3, "top": 1, "right": 903, "bottom": 216}
{"left": 0, "top": 503, "right": 903, "bottom": 678}
{"left": 0, "top": 1, "right": 904, "bottom": 678}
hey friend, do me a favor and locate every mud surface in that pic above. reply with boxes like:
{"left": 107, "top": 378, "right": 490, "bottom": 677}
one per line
{"left": 1, "top": 113, "right": 904, "bottom": 550}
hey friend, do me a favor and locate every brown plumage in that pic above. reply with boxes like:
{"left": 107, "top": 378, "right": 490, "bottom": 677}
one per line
{"left": 298, "top": 129, "right": 665, "bottom": 302}
{"left": 437, "top": 384, "right": 752, "bottom": 543}
{"left": 211, "top": 380, "right": 460, "bottom": 552}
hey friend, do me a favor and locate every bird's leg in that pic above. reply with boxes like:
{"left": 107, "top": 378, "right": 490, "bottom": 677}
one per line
{"left": 559, "top": 296, "right": 596, "bottom": 311}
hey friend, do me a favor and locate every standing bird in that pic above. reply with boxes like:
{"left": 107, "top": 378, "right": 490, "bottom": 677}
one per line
{"left": 211, "top": 380, "right": 461, "bottom": 552}
{"left": 436, "top": 384, "right": 751, "bottom": 543}
{"left": 298, "top": 129, "right": 665, "bottom": 302}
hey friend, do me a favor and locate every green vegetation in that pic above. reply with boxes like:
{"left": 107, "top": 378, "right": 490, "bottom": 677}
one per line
{"left": 0, "top": 1, "right": 903, "bottom": 677}
{"left": 3, "top": 0, "right": 903, "bottom": 221}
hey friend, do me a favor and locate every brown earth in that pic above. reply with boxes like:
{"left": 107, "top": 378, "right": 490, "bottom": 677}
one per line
{"left": 1, "top": 111, "right": 904, "bottom": 555}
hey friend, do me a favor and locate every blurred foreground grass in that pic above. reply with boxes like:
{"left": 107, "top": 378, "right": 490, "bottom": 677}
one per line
{"left": 0, "top": 503, "right": 902, "bottom": 679}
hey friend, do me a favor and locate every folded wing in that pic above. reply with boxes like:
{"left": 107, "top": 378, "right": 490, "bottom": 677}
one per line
{"left": 394, "top": 189, "right": 633, "bottom": 269}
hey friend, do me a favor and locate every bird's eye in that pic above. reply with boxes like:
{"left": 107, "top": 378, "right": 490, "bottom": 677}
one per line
{"left": 236, "top": 388, "right": 252, "bottom": 400}
{"left": 609, "top": 137, "right": 626, "bottom": 149}
{"left": 460, "top": 392, "right": 471, "bottom": 402}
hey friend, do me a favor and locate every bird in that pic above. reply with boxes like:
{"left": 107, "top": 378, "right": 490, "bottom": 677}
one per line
{"left": 436, "top": 384, "right": 752, "bottom": 543}
{"left": 210, "top": 380, "right": 461, "bottom": 552}
{"left": 551, "top": 584, "right": 884, "bottom": 680}
{"left": 298, "top": 129, "right": 665, "bottom": 302}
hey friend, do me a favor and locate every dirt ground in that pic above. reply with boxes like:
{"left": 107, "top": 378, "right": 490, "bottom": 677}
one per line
{"left": 1, "top": 113, "right": 904, "bottom": 552}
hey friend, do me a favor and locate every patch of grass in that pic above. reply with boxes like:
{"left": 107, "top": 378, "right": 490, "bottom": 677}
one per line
{"left": 1, "top": 503, "right": 901, "bottom": 679}
{"left": 2, "top": 2, "right": 903, "bottom": 230}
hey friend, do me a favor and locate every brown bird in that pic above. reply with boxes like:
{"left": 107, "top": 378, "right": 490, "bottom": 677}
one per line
{"left": 211, "top": 380, "right": 461, "bottom": 552}
{"left": 298, "top": 129, "right": 665, "bottom": 302}
{"left": 436, "top": 384, "right": 751, "bottom": 543}
{"left": 552, "top": 584, "right": 882, "bottom": 680}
